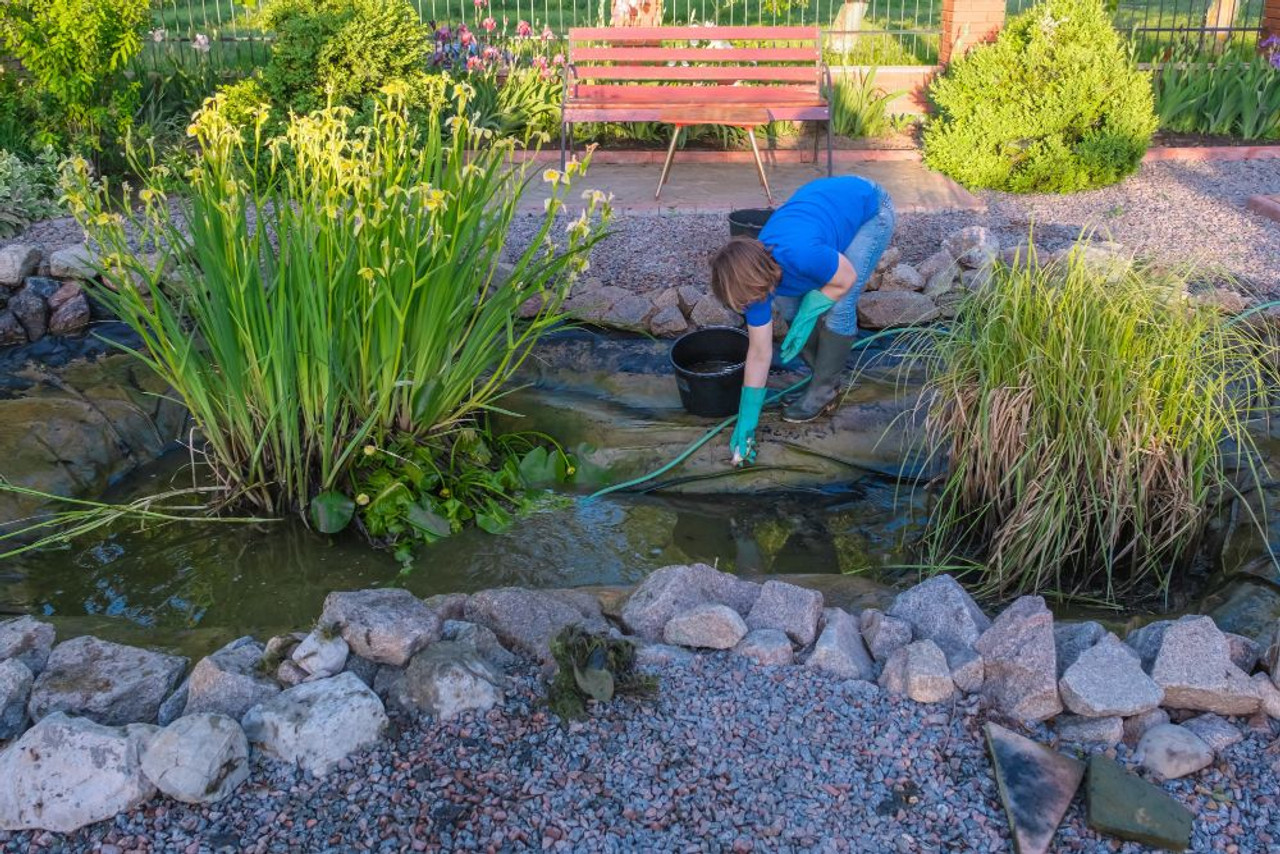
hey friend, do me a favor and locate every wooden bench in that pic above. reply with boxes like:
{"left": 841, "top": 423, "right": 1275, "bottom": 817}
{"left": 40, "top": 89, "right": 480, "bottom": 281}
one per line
{"left": 561, "top": 26, "right": 832, "bottom": 204}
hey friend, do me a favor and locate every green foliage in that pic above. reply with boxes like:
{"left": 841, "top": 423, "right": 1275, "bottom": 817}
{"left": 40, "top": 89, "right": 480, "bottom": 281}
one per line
{"left": 456, "top": 67, "right": 562, "bottom": 143}
{"left": 827, "top": 69, "right": 907, "bottom": 139}
{"left": 1152, "top": 46, "right": 1280, "bottom": 141}
{"left": 923, "top": 0, "right": 1157, "bottom": 193}
{"left": 63, "top": 93, "right": 610, "bottom": 541}
{"left": 256, "top": 0, "right": 432, "bottom": 114}
{"left": 909, "top": 240, "right": 1276, "bottom": 604}
{"left": 546, "top": 626, "right": 657, "bottom": 720}
{"left": 0, "top": 147, "right": 66, "bottom": 237}
{"left": 0, "top": 0, "right": 150, "bottom": 155}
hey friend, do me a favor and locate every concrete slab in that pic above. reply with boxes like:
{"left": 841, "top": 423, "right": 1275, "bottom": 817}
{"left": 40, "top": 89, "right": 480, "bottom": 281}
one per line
{"left": 521, "top": 160, "right": 984, "bottom": 216}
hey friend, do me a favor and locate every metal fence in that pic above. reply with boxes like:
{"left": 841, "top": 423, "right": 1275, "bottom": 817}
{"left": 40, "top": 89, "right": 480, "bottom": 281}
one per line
{"left": 140, "top": 0, "right": 1270, "bottom": 74}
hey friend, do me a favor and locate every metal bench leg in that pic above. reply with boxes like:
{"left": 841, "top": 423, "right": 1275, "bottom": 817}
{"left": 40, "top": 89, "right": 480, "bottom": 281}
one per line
{"left": 812, "top": 120, "right": 820, "bottom": 167}
{"left": 827, "top": 119, "right": 834, "bottom": 177}
{"left": 656, "top": 126, "right": 680, "bottom": 200}
{"left": 560, "top": 122, "right": 567, "bottom": 171}
{"left": 747, "top": 128, "right": 773, "bottom": 206}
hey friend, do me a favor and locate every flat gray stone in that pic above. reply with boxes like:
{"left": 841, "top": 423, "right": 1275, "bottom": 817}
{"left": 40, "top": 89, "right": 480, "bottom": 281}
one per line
{"left": 1053, "top": 621, "right": 1104, "bottom": 678}
{"left": 322, "top": 588, "right": 442, "bottom": 666}
{"left": 1054, "top": 714, "right": 1123, "bottom": 747}
{"left": 0, "top": 658, "right": 32, "bottom": 739}
{"left": 878, "top": 640, "right": 954, "bottom": 703}
{"left": 0, "top": 616, "right": 54, "bottom": 675}
{"left": 242, "top": 672, "right": 387, "bottom": 776}
{"left": 29, "top": 636, "right": 187, "bottom": 726}
{"left": 664, "top": 603, "right": 748, "bottom": 650}
{"left": 1059, "top": 633, "right": 1162, "bottom": 717}
{"left": 806, "top": 608, "right": 874, "bottom": 681}
{"left": 859, "top": 608, "right": 912, "bottom": 664}
{"left": 975, "top": 596, "right": 1062, "bottom": 723}
{"left": 381, "top": 642, "right": 503, "bottom": 720}
{"left": 887, "top": 575, "right": 990, "bottom": 672}
{"left": 734, "top": 629, "right": 794, "bottom": 667}
{"left": 744, "top": 580, "right": 823, "bottom": 646}
{"left": 985, "top": 722, "right": 1085, "bottom": 854}
{"left": 0, "top": 713, "right": 156, "bottom": 832}
{"left": 1137, "top": 724, "right": 1214, "bottom": 779}
{"left": 182, "top": 637, "right": 279, "bottom": 722}
{"left": 465, "top": 588, "right": 607, "bottom": 663}
{"left": 1086, "top": 754, "right": 1193, "bottom": 851}
{"left": 1180, "top": 713, "right": 1243, "bottom": 754}
{"left": 621, "top": 563, "right": 760, "bottom": 643}
{"left": 1151, "top": 616, "right": 1259, "bottom": 715}
{"left": 140, "top": 713, "right": 249, "bottom": 804}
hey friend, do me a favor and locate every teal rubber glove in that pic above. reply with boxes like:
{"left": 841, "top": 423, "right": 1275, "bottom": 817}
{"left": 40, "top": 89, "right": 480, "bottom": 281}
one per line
{"left": 780, "top": 290, "right": 837, "bottom": 363}
{"left": 729, "top": 386, "right": 768, "bottom": 466}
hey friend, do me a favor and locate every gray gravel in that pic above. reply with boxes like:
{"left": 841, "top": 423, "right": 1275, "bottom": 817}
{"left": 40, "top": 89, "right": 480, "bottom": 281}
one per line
{"left": 3, "top": 654, "right": 1277, "bottom": 852}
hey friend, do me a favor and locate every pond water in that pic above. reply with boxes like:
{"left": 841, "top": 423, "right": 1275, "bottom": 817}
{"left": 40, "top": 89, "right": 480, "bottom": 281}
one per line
{"left": 0, "top": 452, "right": 924, "bottom": 658}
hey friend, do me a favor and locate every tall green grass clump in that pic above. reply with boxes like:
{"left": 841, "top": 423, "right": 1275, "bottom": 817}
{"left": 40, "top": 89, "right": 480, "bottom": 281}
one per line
{"left": 914, "top": 245, "right": 1275, "bottom": 603}
{"left": 62, "top": 88, "right": 609, "bottom": 539}
{"left": 923, "top": 0, "right": 1157, "bottom": 193}
{"left": 827, "top": 69, "right": 908, "bottom": 139}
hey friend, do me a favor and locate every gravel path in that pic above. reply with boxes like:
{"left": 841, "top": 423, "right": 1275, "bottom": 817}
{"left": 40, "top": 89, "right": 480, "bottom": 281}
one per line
{"left": 509, "top": 159, "right": 1280, "bottom": 297}
{"left": 4, "top": 654, "right": 1277, "bottom": 853}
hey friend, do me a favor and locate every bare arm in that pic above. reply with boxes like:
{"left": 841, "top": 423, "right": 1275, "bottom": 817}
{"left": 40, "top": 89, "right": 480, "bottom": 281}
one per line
{"left": 743, "top": 321, "right": 773, "bottom": 388}
{"left": 821, "top": 253, "right": 858, "bottom": 302}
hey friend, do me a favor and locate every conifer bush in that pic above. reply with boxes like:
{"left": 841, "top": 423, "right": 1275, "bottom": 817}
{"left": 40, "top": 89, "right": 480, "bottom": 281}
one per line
{"left": 923, "top": 0, "right": 1157, "bottom": 193}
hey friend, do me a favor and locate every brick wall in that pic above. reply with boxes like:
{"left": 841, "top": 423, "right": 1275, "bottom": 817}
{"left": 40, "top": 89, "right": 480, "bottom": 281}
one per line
{"left": 940, "top": 0, "right": 1006, "bottom": 64}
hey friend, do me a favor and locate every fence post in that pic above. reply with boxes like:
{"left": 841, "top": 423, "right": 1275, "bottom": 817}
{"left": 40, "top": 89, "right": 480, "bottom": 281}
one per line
{"left": 1265, "top": 0, "right": 1280, "bottom": 43}
{"left": 940, "top": 0, "right": 1006, "bottom": 64}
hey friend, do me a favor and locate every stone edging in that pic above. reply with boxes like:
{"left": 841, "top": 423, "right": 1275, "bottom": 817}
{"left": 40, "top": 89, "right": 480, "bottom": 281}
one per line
{"left": 0, "top": 565, "right": 1277, "bottom": 839}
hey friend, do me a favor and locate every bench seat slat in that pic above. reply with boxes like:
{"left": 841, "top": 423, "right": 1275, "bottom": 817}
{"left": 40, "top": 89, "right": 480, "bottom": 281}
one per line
{"left": 568, "top": 26, "right": 819, "bottom": 42}
{"left": 571, "top": 47, "right": 818, "bottom": 63}
{"left": 567, "top": 84, "right": 823, "bottom": 104}
{"left": 575, "top": 65, "right": 820, "bottom": 82}
{"left": 563, "top": 105, "right": 829, "bottom": 123}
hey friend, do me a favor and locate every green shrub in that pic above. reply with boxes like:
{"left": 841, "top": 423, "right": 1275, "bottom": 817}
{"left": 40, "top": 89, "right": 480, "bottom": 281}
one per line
{"left": 63, "top": 93, "right": 610, "bottom": 538}
{"left": 257, "top": 0, "right": 432, "bottom": 114}
{"left": 0, "top": 0, "right": 150, "bottom": 156}
{"left": 923, "top": 0, "right": 1157, "bottom": 193}
{"left": 1153, "top": 45, "right": 1280, "bottom": 141}
{"left": 0, "top": 147, "right": 66, "bottom": 237}
{"left": 910, "top": 243, "right": 1276, "bottom": 603}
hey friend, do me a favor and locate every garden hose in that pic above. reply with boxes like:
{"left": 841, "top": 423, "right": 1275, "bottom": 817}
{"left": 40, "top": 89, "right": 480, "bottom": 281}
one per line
{"left": 583, "top": 327, "right": 907, "bottom": 502}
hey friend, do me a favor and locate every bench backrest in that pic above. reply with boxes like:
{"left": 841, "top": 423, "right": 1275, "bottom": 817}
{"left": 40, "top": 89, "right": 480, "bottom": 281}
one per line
{"left": 566, "top": 26, "right": 825, "bottom": 93}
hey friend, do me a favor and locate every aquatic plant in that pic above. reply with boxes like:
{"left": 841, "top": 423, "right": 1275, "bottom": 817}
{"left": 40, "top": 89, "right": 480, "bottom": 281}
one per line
{"left": 910, "top": 243, "right": 1277, "bottom": 604}
{"left": 62, "top": 90, "right": 609, "bottom": 537}
{"left": 546, "top": 626, "right": 657, "bottom": 720}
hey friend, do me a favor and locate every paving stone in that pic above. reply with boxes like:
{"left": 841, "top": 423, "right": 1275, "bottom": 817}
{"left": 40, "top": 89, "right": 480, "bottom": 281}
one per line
{"left": 985, "top": 722, "right": 1085, "bottom": 854}
{"left": 1086, "top": 754, "right": 1192, "bottom": 851}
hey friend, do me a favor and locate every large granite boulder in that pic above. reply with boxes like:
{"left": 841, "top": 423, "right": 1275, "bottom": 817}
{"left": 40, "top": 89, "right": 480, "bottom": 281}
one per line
{"left": 0, "top": 658, "right": 33, "bottom": 739}
{"left": 181, "top": 636, "right": 280, "bottom": 722}
{"left": 140, "top": 713, "right": 250, "bottom": 804}
{"left": 0, "top": 616, "right": 56, "bottom": 675}
{"left": 29, "top": 636, "right": 187, "bottom": 726}
{"left": 320, "top": 588, "right": 442, "bottom": 666}
{"left": 744, "top": 580, "right": 823, "bottom": 646}
{"left": 974, "top": 596, "right": 1061, "bottom": 722}
{"left": 464, "top": 588, "right": 608, "bottom": 663}
{"left": 888, "top": 575, "right": 990, "bottom": 689}
{"left": 1058, "top": 633, "right": 1162, "bottom": 718}
{"left": 664, "top": 604, "right": 748, "bottom": 650}
{"left": 0, "top": 713, "right": 156, "bottom": 832}
{"left": 242, "top": 672, "right": 387, "bottom": 776}
{"left": 1150, "top": 616, "right": 1259, "bottom": 715}
{"left": 380, "top": 642, "right": 504, "bottom": 720}
{"left": 621, "top": 564, "right": 761, "bottom": 642}
{"left": 805, "top": 608, "right": 874, "bottom": 680}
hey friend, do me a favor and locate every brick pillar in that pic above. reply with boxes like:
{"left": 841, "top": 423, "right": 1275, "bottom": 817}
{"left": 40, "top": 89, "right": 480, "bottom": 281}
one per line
{"left": 1265, "top": 0, "right": 1280, "bottom": 43}
{"left": 940, "top": 0, "right": 1005, "bottom": 64}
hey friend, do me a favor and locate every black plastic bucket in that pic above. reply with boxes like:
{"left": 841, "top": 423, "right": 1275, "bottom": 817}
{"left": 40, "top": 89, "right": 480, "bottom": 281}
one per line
{"left": 670, "top": 326, "right": 749, "bottom": 417}
{"left": 728, "top": 208, "right": 774, "bottom": 239}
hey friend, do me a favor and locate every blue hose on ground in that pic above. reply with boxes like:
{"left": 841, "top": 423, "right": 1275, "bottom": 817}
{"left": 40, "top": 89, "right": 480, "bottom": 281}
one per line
{"left": 583, "top": 326, "right": 909, "bottom": 502}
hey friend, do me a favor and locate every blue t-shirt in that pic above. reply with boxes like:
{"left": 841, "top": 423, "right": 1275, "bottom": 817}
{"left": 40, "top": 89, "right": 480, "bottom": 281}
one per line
{"left": 743, "top": 176, "right": 882, "bottom": 327}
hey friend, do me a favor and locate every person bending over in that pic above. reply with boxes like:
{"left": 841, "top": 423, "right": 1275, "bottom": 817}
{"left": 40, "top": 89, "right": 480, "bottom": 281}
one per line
{"left": 710, "top": 175, "right": 896, "bottom": 465}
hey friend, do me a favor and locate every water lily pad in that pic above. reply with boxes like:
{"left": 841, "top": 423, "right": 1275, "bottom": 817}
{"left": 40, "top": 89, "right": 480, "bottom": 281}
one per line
{"left": 310, "top": 491, "right": 355, "bottom": 533}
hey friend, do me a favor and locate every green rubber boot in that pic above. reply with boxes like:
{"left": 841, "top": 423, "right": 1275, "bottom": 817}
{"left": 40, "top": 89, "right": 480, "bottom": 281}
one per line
{"left": 782, "top": 325, "right": 855, "bottom": 423}
{"left": 781, "top": 323, "right": 822, "bottom": 403}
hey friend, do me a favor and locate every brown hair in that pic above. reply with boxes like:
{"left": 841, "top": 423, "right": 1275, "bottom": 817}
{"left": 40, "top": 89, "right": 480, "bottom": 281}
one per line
{"left": 710, "top": 237, "right": 781, "bottom": 312}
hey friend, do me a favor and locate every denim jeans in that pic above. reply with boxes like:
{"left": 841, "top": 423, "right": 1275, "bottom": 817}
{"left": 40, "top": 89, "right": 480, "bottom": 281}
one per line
{"left": 775, "top": 190, "right": 897, "bottom": 335}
